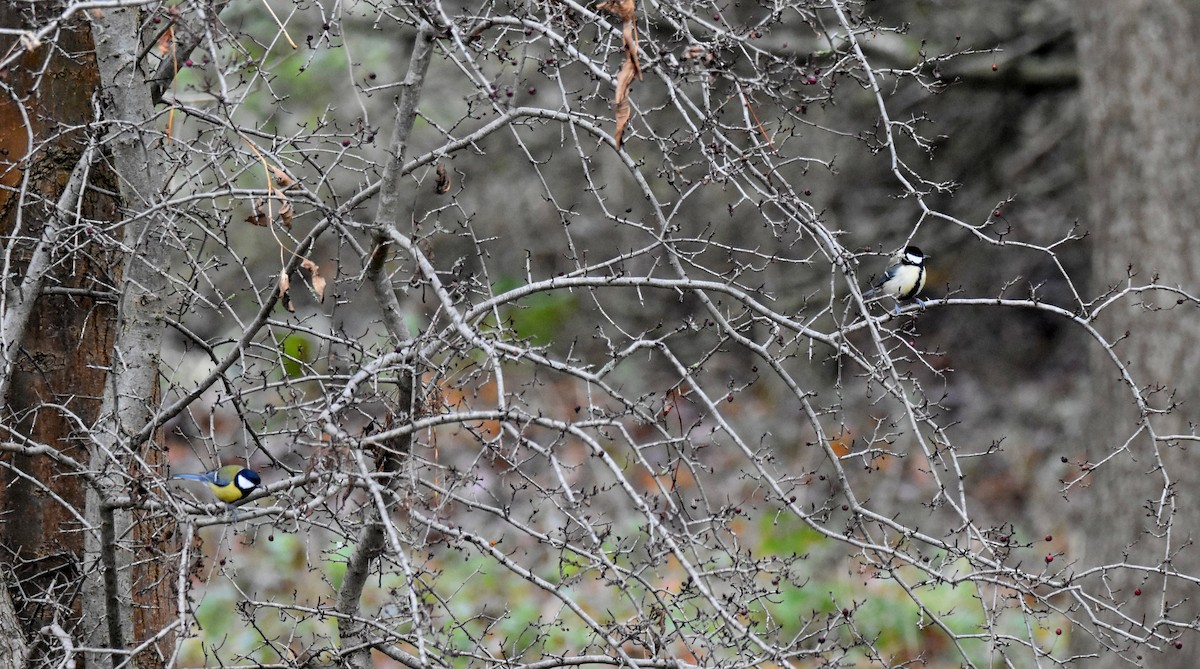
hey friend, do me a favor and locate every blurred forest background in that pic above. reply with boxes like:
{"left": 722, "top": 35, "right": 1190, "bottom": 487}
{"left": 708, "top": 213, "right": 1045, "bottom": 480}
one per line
{"left": 4, "top": 0, "right": 1200, "bottom": 667}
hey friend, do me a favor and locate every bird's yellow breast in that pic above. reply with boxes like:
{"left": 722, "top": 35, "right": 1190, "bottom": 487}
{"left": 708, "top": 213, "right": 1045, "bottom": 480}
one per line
{"left": 209, "top": 482, "right": 245, "bottom": 503}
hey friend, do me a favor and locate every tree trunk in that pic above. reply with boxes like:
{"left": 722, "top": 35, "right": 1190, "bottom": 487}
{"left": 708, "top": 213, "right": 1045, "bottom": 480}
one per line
{"left": 0, "top": 4, "right": 178, "bottom": 667}
{"left": 0, "top": 3, "right": 118, "bottom": 662}
{"left": 1074, "top": 1, "right": 1200, "bottom": 665}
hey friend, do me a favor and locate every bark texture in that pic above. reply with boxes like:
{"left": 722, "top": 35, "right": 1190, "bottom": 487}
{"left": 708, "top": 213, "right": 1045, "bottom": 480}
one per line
{"left": 0, "top": 4, "right": 118, "bottom": 663}
{"left": 0, "top": 4, "right": 179, "bottom": 667}
{"left": 1075, "top": 1, "right": 1200, "bottom": 665}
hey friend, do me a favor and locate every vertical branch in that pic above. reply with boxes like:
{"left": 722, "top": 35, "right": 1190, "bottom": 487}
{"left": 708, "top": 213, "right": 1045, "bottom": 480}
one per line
{"left": 86, "top": 6, "right": 181, "bottom": 667}
{"left": 335, "top": 25, "right": 434, "bottom": 669}
{"left": 364, "top": 25, "right": 436, "bottom": 344}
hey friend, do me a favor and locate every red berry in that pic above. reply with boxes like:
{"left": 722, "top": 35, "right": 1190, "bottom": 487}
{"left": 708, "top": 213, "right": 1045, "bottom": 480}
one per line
{"left": 1045, "top": 554, "right": 1054, "bottom": 563}
{"left": 1134, "top": 588, "right": 1142, "bottom": 596}
{"left": 341, "top": 139, "right": 351, "bottom": 147}
{"left": 1176, "top": 641, "right": 1184, "bottom": 650}
{"left": 1045, "top": 535, "right": 1053, "bottom": 542}
{"left": 1055, "top": 628, "right": 1062, "bottom": 636}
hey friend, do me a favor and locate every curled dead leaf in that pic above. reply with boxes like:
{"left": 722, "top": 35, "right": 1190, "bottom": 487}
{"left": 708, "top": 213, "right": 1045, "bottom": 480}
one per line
{"left": 272, "top": 166, "right": 297, "bottom": 190}
{"left": 278, "top": 198, "right": 294, "bottom": 229}
{"left": 596, "top": 0, "right": 636, "bottom": 22}
{"left": 300, "top": 258, "right": 326, "bottom": 302}
{"left": 246, "top": 199, "right": 269, "bottom": 226}
{"left": 597, "top": 0, "right": 642, "bottom": 148}
{"left": 279, "top": 270, "right": 295, "bottom": 313}
{"left": 435, "top": 163, "right": 451, "bottom": 195}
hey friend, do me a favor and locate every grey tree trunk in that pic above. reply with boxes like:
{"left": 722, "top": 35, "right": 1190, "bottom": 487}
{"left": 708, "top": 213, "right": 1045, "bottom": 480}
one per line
{"left": 1074, "top": 1, "right": 1200, "bottom": 665}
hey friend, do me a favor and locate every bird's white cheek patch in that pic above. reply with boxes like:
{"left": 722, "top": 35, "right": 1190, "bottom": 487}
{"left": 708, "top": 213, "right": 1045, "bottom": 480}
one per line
{"left": 904, "top": 252, "right": 922, "bottom": 264}
{"left": 236, "top": 473, "right": 256, "bottom": 490}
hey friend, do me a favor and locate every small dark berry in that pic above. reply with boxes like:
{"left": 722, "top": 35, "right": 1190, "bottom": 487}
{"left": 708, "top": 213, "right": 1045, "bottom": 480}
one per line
{"left": 991, "top": 63, "right": 998, "bottom": 71}
{"left": 368, "top": 72, "right": 377, "bottom": 80}
{"left": 342, "top": 139, "right": 351, "bottom": 147}
{"left": 1061, "top": 456, "right": 1069, "bottom": 463}
{"left": 1045, "top": 535, "right": 1053, "bottom": 542}
{"left": 1055, "top": 628, "right": 1062, "bottom": 636}
{"left": 184, "top": 59, "right": 194, "bottom": 67}
{"left": 841, "top": 504, "right": 849, "bottom": 511}
{"left": 1177, "top": 641, "right": 1184, "bottom": 650}
{"left": 528, "top": 86, "right": 536, "bottom": 95}
{"left": 1045, "top": 554, "right": 1054, "bottom": 563}
{"left": 1134, "top": 588, "right": 1142, "bottom": 596}
{"left": 994, "top": 210, "right": 1002, "bottom": 217}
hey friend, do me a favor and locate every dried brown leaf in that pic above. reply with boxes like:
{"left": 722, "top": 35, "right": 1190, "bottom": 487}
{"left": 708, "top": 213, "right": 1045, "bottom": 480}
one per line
{"left": 435, "top": 163, "right": 451, "bottom": 195}
{"left": 613, "top": 57, "right": 638, "bottom": 148}
{"left": 272, "top": 166, "right": 297, "bottom": 190}
{"left": 278, "top": 198, "right": 294, "bottom": 229}
{"left": 279, "top": 271, "right": 294, "bottom": 313}
{"left": 246, "top": 199, "right": 269, "bottom": 226}
{"left": 301, "top": 258, "right": 326, "bottom": 302}
{"left": 596, "top": 0, "right": 636, "bottom": 22}
{"left": 597, "top": 0, "right": 642, "bottom": 149}
{"left": 156, "top": 26, "right": 173, "bottom": 56}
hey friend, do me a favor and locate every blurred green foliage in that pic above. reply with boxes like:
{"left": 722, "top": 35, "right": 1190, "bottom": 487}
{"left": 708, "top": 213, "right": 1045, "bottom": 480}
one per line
{"left": 489, "top": 277, "right": 579, "bottom": 347}
{"left": 178, "top": 515, "right": 1068, "bottom": 668}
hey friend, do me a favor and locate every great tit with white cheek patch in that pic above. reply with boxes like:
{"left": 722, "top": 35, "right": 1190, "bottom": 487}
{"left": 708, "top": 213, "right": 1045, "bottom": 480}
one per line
{"left": 863, "top": 245, "right": 928, "bottom": 314}
{"left": 172, "top": 464, "right": 261, "bottom": 505}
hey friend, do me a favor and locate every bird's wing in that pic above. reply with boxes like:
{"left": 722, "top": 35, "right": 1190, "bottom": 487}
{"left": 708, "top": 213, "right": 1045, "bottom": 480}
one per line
{"left": 872, "top": 264, "right": 899, "bottom": 288}
{"left": 207, "top": 466, "right": 240, "bottom": 486}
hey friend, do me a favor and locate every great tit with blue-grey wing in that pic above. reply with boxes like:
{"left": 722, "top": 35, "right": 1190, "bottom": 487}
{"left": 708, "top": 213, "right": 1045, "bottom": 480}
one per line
{"left": 863, "top": 245, "right": 928, "bottom": 313}
{"left": 172, "top": 464, "right": 261, "bottom": 504}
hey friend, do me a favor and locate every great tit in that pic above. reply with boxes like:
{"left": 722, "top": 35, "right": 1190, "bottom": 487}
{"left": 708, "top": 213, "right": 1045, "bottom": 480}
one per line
{"left": 172, "top": 464, "right": 262, "bottom": 504}
{"left": 863, "top": 245, "right": 928, "bottom": 313}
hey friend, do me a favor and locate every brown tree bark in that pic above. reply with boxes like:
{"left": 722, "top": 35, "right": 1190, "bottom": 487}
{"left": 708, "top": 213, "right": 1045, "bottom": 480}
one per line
{"left": 1074, "top": 1, "right": 1200, "bottom": 665}
{"left": 0, "top": 0, "right": 117, "bottom": 648}
{"left": 0, "top": 4, "right": 177, "bottom": 667}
